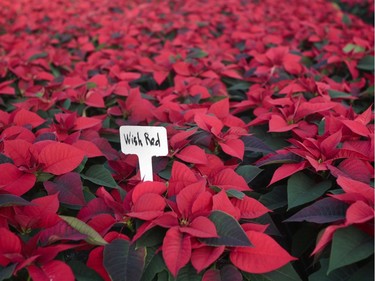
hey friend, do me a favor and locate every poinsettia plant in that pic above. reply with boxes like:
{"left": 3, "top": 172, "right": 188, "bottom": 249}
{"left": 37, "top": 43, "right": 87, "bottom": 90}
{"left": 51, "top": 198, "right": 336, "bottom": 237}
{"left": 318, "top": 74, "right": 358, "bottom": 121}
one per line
{"left": 0, "top": 0, "right": 373, "bottom": 280}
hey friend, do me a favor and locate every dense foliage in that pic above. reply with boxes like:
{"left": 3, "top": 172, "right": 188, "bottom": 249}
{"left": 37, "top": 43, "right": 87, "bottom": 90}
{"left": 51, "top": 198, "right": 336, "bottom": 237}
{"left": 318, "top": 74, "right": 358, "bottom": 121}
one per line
{"left": 0, "top": 0, "right": 373, "bottom": 280}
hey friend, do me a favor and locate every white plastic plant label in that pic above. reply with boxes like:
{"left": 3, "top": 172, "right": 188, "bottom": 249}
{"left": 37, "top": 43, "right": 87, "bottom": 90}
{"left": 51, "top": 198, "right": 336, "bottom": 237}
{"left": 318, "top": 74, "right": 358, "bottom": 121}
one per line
{"left": 119, "top": 125, "right": 168, "bottom": 181}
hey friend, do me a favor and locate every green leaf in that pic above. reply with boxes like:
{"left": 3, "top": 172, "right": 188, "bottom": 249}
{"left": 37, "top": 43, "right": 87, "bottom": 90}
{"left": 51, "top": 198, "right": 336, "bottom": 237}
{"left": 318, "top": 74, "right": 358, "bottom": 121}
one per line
{"left": 62, "top": 98, "right": 72, "bottom": 110}
{"left": 140, "top": 248, "right": 166, "bottom": 281}
{"left": 136, "top": 227, "right": 167, "bottom": 248}
{"left": 74, "top": 156, "right": 88, "bottom": 174}
{"left": 0, "top": 263, "right": 16, "bottom": 281}
{"left": 318, "top": 119, "right": 325, "bottom": 135}
{"left": 348, "top": 259, "right": 374, "bottom": 281}
{"left": 259, "top": 186, "right": 287, "bottom": 210}
{"left": 357, "top": 56, "right": 374, "bottom": 71}
{"left": 81, "top": 164, "right": 118, "bottom": 188}
{"left": 359, "top": 85, "right": 374, "bottom": 98}
{"left": 28, "top": 52, "right": 48, "bottom": 62}
{"left": 287, "top": 172, "right": 332, "bottom": 210}
{"left": 103, "top": 239, "right": 146, "bottom": 281}
{"left": 252, "top": 213, "right": 282, "bottom": 237}
{"left": 309, "top": 258, "right": 359, "bottom": 281}
{"left": 157, "top": 271, "right": 172, "bottom": 281}
{"left": 242, "top": 135, "right": 275, "bottom": 154}
{"left": 59, "top": 215, "right": 107, "bottom": 246}
{"left": 291, "top": 224, "right": 319, "bottom": 257}
{"left": 226, "top": 189, "right": 245, "bottom": 199}
{"left": 227, "top": 82, "right": 251, "bottom": 91}
{"left": 86, "top": 81, "right": 97, "bottom": 89}
{"left": 0, "top": 154, "right": 14, "bottom": 164}
{"left": 342, "top": 14, "right": 352, "bottom": 25}
{"left": 328, "top": 90, "right": 353, "bottom": 99}
{"left": 67, "top": 261, "right": 103, "bottom": 281}
{"left": 176, "top": 263, "right": 202, "bottom": 281}
{"left": 50, "top": 63, "right": 62, "bottom": 77}
{"left": 187, "top": 48, "right": 208, "bottom": 59}
{"left": 343, "top": 43, "right": 365, "bottom": 54}
{"left": 284, "top": 197, "right": 348, "bottom": 223}
{"left": 236, "top": 165, "right": 263, "bottom": 183}
{"left": 243, "top": 263, "right": 302, "bottom": 281}
{"left": 328, "top": 226, "right": 374, "bottom": 273}
{"left": 201, "top": 211, "right": 252, "bottom": 247}
{"left": 36, "top": 172, "right": 55, "bottom": 182}
{"left": 0, "top": 194, "right": 31, "bottom": 207}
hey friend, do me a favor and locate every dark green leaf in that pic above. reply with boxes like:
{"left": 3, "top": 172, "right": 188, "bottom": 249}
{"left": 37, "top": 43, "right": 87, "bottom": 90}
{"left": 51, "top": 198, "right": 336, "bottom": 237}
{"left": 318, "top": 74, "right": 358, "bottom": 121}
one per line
{"left": 242, "top": 136, "right": 274, "bottom": 153}
{"left": 243, "top": 263, "right": 302, "bottom": 281}
{"left": 201, "top": 211, "right": 252, "bottom": 247}
{"left": 328, "top": 226, "right": 374, "bottom": 273}
{"left": 329, "top": 189, "right": 345, "bottom": 195}
{"left": 157, "top": 271, "right": 172, "bottom": 281}
{"left": 309, "top": 258, "right": 359, "bottom": 281}
{"left": 136, "top": 227, "right": 167, "bottom": 248}
{"left": 256, "top": 153, "right": 302, "bottom": 166}
{"left": 259, "top": 186, "right": 287, "bottom": 210}
{"left": 28, "top": 52, "right": 48, "bottom": 62}
{"left": 0, "top": 194, "right": 31, "bottom": 207}
{"left": 81, "top": 164, "right": 118, "bottom": 188}
{"left": 36, "top": 172, "right": 54, "bottom": 182}
{"left": 226, "top": 189, "right": 245, "bottom": 199}
{"left": 176, "top": 263, "right": 202, "bottom": 281}
{"left": 0, "top": 154, "right": 14, "bottom": 164}
{"left": 359, "top": 85, "right": 374, "bottom": 98}
{"left": 104, "top": 239, "right": 146, "bottom": 281}
{"left": 67, "top": 261, "right": 103, "bottom": 281}
{"left": 74, "top": 156, "right": 88, "bottom": 174}
{"left": 50, "top": 63, "right": 62, "bottom": 77}
{"left": 220, "top": 265, "right": 243, "bottom": 281}
{"left": 318, "top": 119, "right": 325, "bottom": 135}
{"left": 0, "top": 263, "right": 16, "bottom": 281}
{"left": 86, "top": 82, "right": 97, "bottom": 89}
{"left": 187, "top": 48, "right": 208, "bottom": 59}
{"left": 287, "top": 172, "right": 332, "bottom": 210}
{"left": 342, "top": 14, "right": 352, "bottom": 25}
{"left": 158, "top": 166, "right": 172, "bottom": 180}
{"left": 291, "top": 224, "right": 319, "bottom": 257}
{"left": 284, "top": 198, "right": 348, "bottom": 223}
{"left": 227, "top": 82, "right": 250, "bottom": 91}
{"left": 252, "top": 213, "right": 282, "bottom": 236}
{"left": 357, "top": 56, "right": 374, "bottom": 71}
{"left": 348, "top": 259, "right": 374, "bottom": 281}
{"left": 140, "top": 248, "right": 166, "bottom": 281}
{"left": 59, "top": 215, "right": 107, "bottom": 246}
{"left": 83, "top": 186, "right": 97, "bottom": 202}
{"left": 328, "top": 90, "right": 353, "bottom": 99}
{"left": 236, "top": 165, "right": 263, "bottom": 183}
{"left": 62, "top": 98, "right": 71, "bottom": 110}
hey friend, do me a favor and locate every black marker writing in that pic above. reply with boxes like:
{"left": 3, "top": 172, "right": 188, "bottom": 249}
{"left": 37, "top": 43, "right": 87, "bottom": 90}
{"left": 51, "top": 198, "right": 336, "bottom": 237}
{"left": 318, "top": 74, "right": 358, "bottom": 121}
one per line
{"left": 144, "top": 132, "right": 160, "bottom": 147}
{"left": 123, "top": 132, "right": 143, "bottom": 146}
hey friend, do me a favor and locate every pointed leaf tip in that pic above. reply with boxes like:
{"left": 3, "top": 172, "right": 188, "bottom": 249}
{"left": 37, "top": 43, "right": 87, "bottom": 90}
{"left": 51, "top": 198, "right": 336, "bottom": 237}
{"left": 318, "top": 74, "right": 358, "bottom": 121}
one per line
{"left": 59, "top": 215, "right": 107, "bottom": 246}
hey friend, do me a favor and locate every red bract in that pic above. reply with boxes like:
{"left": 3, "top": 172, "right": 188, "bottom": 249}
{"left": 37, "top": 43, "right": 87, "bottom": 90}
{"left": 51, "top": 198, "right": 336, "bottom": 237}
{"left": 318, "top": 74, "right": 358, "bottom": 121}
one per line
{"left": 194, "top": 112, "right": 246, "bottom": 160}
{"left": 87, "top": 232, "right": 130, "bottom": 281}
{"left": 107, "top": 87, "right": 156, "bottom": 125}
{"left": 4, "top": 194, "right": 60, "bottom": 233}
{"left": 134, "top": 180, "right": 217, "bottom": 276}
{"left": 1, "top": 139, "right": 85, "bottom": 194}
{"left": 230, "top": 230, "right": 297, "bottom": 273}
{"left": 0, "top": 227, "right": 22, "bottom": 267}
{"left": 252, "top": 46, "right": 304, "bottom": 76}
{"left": 312, "top": 176, "right": 374, "bottom": 255}
{"left": 267, "top": 129, "right": 371, "bottom": 185}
